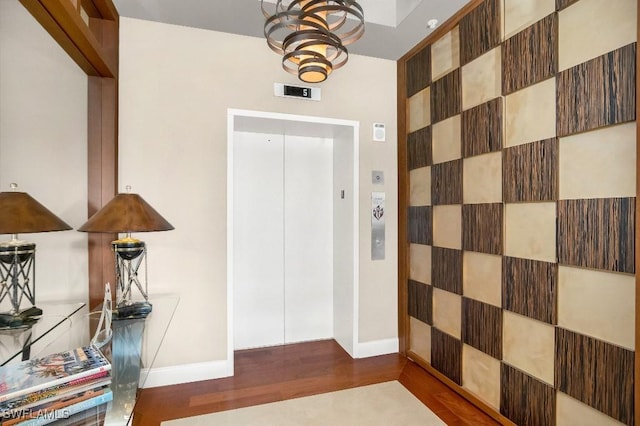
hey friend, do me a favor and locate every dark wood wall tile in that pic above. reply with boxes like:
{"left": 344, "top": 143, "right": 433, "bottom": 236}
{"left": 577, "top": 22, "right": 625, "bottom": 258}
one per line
{"left": 503, "top": 138, "right": 558, "bottom": 202}
{"left": 430, "top": 69, "right": 461, "bottom": 124}
{"left": 462, "top": 203, "right": 503, "bottom": 255}
{"left": 432, "top": 247, "right": 462, "bottom": 294}
{"left": 502, "top": 14, "right": 557, "bottom": 95}
{"left": 557, "top": 43, "right": 636, "bottom": 137}
{"left": 556, "top": 0, "right": 579, "bottom": 11}
{"left": 462, "top": 298, "right": 502, "bottom": 359}
{"left": 407, "top": 126, "right": 433, "bottom": 170}
{"left": 503, "top": 257, "right": 557, "bottom": 324}
{"left": 432, "top": 160, "right": 462, "bottom": 205}
{"left": 408, "top": 126, "right": 432, "bottom": 170}
{"left": 556, "top": 328, "right": 634, "bottom": 425}
{"left": 432, "top": 328, "right": 462, "bottom": 385}
{"left": 408, "top": 280, "right": 433, "bottom": 325}
{"left": 501, "top": 363, "right": 555, "bottom": 426}
{"left": 459, "top": 0, "right": 501, "bottom": 65}
{"left": 406, "top": 46, "right": 431, "bottom": 98}
{"left": 557, "top": 198, "right": 635, "bottom": 273}
{"left": 461, "top": 98, "right": 502, "bottom": 157}
{"left": 408, "top": 206, "right": 432, "bottom": 245}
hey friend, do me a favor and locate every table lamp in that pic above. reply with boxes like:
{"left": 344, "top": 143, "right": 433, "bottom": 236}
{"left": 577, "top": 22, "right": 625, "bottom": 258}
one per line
{"left": 78, "top": 186, "right": 173, "bottom": 319}
{"left": 0, "top": 183, "right": 72, "bottom": 328}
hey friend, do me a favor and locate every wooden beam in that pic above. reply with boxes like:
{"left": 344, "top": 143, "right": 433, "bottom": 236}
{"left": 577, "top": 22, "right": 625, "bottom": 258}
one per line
{"left": 87, "top": 76, "right": 118, "bottom": 309}
{"left": 93, "top": 0, "right": 119, "bottom": 21}
{"left": 20, "top": 0, "right": 116, "bottom": 77}
{"left": 19, "top": 0, "right": 99, "bottom": 75}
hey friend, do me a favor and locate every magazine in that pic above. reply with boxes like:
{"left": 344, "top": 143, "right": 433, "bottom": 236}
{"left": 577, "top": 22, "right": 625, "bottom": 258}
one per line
{"left": 0, "top": 345, "right": 111, "bottom": 404}
{"left": 1, "top": 376, "right": 111, "bottom": 415}
{"left": 18, "top": 388, "right": 113, "bottom": 426}
{"left": 2, "top": 386, "right": 111, "bottom": 426}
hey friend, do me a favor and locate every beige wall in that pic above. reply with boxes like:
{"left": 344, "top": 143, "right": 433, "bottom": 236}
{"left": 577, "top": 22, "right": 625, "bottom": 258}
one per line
{"left": 118, "top": 17, "right": 398, "bottom": 377}
{"left": 0, "top": 0, "right": 88, "bottom": 304}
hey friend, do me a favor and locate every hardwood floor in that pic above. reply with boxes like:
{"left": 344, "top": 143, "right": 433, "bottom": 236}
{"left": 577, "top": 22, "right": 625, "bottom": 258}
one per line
{"left": 132, "top": 339, "right": 499, "bottom": 425}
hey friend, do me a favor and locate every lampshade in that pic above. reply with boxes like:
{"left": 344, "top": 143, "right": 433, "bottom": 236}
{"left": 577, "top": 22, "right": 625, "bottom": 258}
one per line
{"left": 0, "top": 187, "right": 71, "bottom": 234}
{"left": 262, "top": 0, "right": 365, "bottom": 83}
{"left": 78, "top": 192, "right": 174, "bottom": 233}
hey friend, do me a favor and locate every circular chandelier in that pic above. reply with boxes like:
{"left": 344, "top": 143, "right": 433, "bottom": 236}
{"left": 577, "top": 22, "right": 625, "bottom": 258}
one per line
{"left": 261, "top": 0, "right": 365, "bottom": 83}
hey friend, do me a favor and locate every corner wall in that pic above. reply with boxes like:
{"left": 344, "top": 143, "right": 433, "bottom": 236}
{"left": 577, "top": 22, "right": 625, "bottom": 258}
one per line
{"left": 118, "top": 17, "right": 398, "bottom": 385}
{"left": 400, "top": 0, "right": 637, "bottom": 424}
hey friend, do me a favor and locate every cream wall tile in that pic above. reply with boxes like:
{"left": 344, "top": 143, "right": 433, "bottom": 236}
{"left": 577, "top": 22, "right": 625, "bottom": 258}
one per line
{"left": 410, "top": 167, "right": 431, "bottom": 206}
{"left": 463, "top": 251, "right": 502, "bottom": 307}
{"left": 505, "top": 78, "right": 556, "bottom": 147}
{"left": 432, "top": 27, "right": 460, "bottom": 81}
{"left": 462, "top": 344, "right": 501, "bottom": 409}
{"left": 432, "top": 115, "right": 461, "bottom": 164}
{"left": 410, "top": 244, "right": 431, "bottom": 284}
{"left": 433, "top": 288, "right": 461, "bottom": 338}
{"left": 557, "top": 392, "right": 626, "bottom": 426}
{"left": 463, "top": 152, "right": 502, "bottom": 204}
{"left": 559, "top": 0, "right": 637, "bottom": 71}
{"left": 408, "top": 87, "right": 430, "bottom": 132}
{"left": 503, "top": 310, "right": 555, "bottom": 384}
{"left": 461, "top": 47, "right": 501, "bottom": 111}
{"left": 410, "top": 317, "right": 432, "bottom": 363}
{"left": 504, "top": 0, "right": 555, "bottom": 39}
{"left": 505, "top": 202, "right": 556, "bottom": 262}
{"left": 559, "top": 122, "right": 636, "bottom": 200}
{"left": 433, "top": 205, "right": 461, "bottom": 249}
{"left": 558, "top": 266, "right": 635, "bottom": 350}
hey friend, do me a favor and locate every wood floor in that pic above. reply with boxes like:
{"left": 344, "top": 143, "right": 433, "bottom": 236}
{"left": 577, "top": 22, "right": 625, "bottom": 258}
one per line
{"left": 132, "top": 339, "right": 499, "bottom": 425}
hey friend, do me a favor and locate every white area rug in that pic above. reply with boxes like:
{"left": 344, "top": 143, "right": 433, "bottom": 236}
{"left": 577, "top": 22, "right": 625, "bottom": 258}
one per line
{"left": 163, "top": 381, "right": 445, "bottom": 425}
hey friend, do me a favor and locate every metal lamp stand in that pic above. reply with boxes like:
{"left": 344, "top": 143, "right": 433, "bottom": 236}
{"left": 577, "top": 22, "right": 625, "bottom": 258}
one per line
{"left": 0, "top": 242, "right": 42, "bottom": 328}
{"left": 112, "top": 238, "right": 152, "bottom": 320}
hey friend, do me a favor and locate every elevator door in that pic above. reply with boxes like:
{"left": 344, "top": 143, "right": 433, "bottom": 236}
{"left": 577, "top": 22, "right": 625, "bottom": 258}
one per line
{"left": 233, "top": 131, "right": 333, "bottom": 350}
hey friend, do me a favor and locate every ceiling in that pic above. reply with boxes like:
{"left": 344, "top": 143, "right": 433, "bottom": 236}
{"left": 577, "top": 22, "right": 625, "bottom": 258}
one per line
{"left": 110, "top": 0, "right": 470, "bottom": 60}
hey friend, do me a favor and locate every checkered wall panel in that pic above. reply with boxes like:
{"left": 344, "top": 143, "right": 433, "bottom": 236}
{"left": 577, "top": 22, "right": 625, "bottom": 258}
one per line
{"left": 404, "top": 0, "right": 637, "bottom": 424}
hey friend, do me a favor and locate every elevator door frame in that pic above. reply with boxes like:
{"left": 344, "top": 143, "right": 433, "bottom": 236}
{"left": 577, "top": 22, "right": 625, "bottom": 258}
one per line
{"left": 227, "top": 109, "right": 360, "bottom": 373}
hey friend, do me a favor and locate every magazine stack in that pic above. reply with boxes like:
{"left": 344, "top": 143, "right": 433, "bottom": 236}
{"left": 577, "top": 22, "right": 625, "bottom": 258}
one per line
{"left": 0, "top": 344, "right": 112, "bottom": 425}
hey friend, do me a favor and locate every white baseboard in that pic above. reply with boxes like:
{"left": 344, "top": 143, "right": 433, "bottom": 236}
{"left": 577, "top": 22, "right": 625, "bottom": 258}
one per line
{"left": 353, "top": 337, "right": 399, "bottom": 359}
{"left": 140, "top": 358, "right": 233, "bottom": 388}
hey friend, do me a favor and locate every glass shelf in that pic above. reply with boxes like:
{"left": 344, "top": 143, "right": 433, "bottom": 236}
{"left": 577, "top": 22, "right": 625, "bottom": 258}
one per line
{"left": 0, "top": 294, "right": 179, "bottom": 425}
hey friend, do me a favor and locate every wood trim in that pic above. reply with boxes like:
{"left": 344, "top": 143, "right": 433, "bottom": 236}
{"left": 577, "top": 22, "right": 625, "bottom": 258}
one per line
{"left": 399, "top": 0, "right": 485, "bottom": 63}
{"left": 635, "top": 1, "right": 639, "bottom": 423}
{"left": 397, "top": 59, "right": 409, "bottom": 355}
{"left": 407, "top": 350, "right": 516, "bottom": 426}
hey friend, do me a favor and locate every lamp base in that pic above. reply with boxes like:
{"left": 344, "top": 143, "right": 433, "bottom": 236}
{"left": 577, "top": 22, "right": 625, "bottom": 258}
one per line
{"left": 114, "top": 301, "right": 152, "bottom": 320}
{"left": 0, "top": 306, "right": 42, "bottom": 329}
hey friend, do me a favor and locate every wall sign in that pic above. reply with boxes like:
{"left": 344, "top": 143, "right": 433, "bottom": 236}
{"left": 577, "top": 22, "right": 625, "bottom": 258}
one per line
{"left": 273, "top": 83, "right": 321, "bottom": 101}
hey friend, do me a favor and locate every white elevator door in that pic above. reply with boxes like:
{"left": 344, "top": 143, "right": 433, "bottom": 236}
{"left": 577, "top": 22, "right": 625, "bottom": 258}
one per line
{"left": 234, "top": 131, "right": 333, "bottom": 350}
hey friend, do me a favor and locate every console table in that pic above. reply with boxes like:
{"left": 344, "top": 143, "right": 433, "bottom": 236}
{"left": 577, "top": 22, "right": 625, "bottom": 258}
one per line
{"left": 0, "top": 294, "right": 179, "bottom": 425}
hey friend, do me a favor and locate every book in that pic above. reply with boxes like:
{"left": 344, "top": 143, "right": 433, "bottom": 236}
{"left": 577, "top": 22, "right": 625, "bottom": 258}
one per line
{"left": 0, "top": 371, "right": 111, "bottom": 412}
{"left": 2, "top": 386, "right": 111, "bottom": 426}
{"left": 18, "top": 388, "right": 113, "bottom": 426}
{"left": 0, "top": 345, "right": 111, "bottom": 404}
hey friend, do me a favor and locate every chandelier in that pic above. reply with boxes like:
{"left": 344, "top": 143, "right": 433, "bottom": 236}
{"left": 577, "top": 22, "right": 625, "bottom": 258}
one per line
{"left": 261, "top": 0, "right": 365, "bottom": 83}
